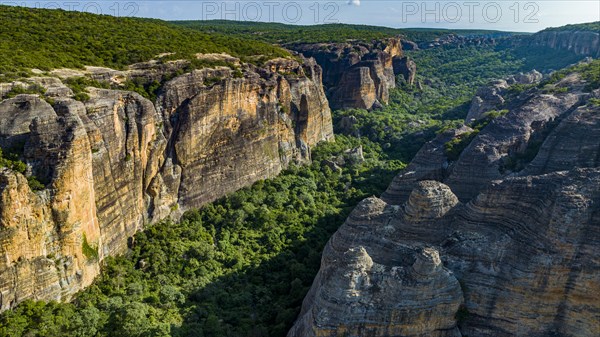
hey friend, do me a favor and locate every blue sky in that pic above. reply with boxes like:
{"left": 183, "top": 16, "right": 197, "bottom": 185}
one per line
{"left": 10, "top": 1, "right": 600, "bottom": 32}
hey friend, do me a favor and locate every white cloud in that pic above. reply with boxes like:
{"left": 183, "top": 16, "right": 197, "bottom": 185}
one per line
{"left": 348, "top": 0, "right": 360, "bottom": 6}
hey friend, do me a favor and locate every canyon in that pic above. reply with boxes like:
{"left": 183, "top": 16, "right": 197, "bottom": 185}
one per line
{"left": 0, "top": 9, "right": 599, "bottom": 336}
{"left": 0, "top": 56, "right": 334, "bottom": 310}
{"left": 0, "top": 34, "right": 414, "bottom": 312}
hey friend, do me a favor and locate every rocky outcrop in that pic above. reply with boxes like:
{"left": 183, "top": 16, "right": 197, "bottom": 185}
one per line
{"left": 381, "top": 125, "right": 472, "bottom": 205}
{"left": 291, "top": 64, "right": 600, "bottom": 336}
{"left": 0, "top": 105, "right": 101, "bottom": 310}
{"left": 0, "top": 95, "right": 57, "bottom": 150}
{"left": 445, "top": 72, "right": 586, "bottom": 201}
{"left": 419, "top": 34, "right": 498, "bottom": 49}
{"left": 156, "top": 58, "right": 333, "bottom": 207}
{"left": 393, "top": 56, "right": 417, "bottom": 86}
{"left": 401, "top": 40, "right": 419, "bottom": 51}
{"left": 404, "top": 181, "right": 458, "bottom": 221}
{"left": 466, "top": 70, "right": 542, "bottom": 122}
{"left": 522, "top": 101, "right": 600, "bottom": 175}
{"left": 289, "top": 38, "right": 416, "bottom": 110}
{"left": 289, "top": 194, "right": 464, "bottom": 337}
{"left": 529, "top": 28, "right": 600, "bottom": 58}
{"left": 396, "top": 67, "right": 593, "bottom": 202}
{"left": 295, "top": 169, "right": 600, "bottom": 337}
{"left": 330, "top": 66, "right": 380, "bottom": 110}
{"left": 0, "top": 56, "right": 333, "bottom": 310}
{"left": 337, "top": 115, "right": 360, "bottom": 137}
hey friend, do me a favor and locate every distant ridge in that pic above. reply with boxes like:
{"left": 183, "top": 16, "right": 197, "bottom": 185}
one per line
{"left": 172, "top": 20, "right": 523, "bottom": 44}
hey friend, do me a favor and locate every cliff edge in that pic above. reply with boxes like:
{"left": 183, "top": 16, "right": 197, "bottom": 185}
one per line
{"left": 0, "top": 56, "right": 333, "bottom": 310}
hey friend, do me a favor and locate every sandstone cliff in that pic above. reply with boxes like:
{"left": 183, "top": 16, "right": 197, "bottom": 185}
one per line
{"left": 289, "top": 38, "right": 416, "bottom": 110}
{"left": 290, "top": 62, "right": 600, "bottom": 336}
{"left": 529, "top": 28, "right": 600, "bottom": 58}
{"left": 0, "top": 56, "right": 333, "bottom": 310}
{"left": 466, "top": 70, "right": 543, "bottom": 122}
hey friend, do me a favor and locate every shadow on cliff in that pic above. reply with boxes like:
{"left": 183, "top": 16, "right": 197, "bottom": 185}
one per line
{"left": 165, "top": 161, "right": 403, "bottom": 337}
{"left": 155, "top": 86, "right": 466, "bottom": 336}
{"left": 168, "top": 211, "right": 347, "bottom": 337}
{"left": 435, "top": 101, "right": 470, "bottom": 122}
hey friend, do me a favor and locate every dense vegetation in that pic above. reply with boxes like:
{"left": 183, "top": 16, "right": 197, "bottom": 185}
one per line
{"left": 331, "top": 41, "right": 583, "bottom": 162}
{"left": 0, "top": 135, "right": 404, "bottom": 337}
{"left": 1, "top": 34, "right": 561, "bottom": 337}
{"left": 176, "top": 20, "right": 583, "bottom": 73}
{"left": 507, "top": 44, "right": 586, "bottom": 72}
{"left": 0, "top": 6, "right": 289, "bottom": 81}
{"left": 444, "top": 110, "right": 508, "bottom": 161}
{"left": 0, "top": 6, "right": 594, "bottom": 336}
{"left": 174, "top": 20, "right": 518, "bottom": 44}
{"left": 540, "top": 59, "right": 600, "bottom": 92}
{"left": 544, "top": 21, "right": 600, "bottom": 32}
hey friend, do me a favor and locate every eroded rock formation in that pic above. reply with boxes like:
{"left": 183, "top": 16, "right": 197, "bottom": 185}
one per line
{"left": 529, "top": 28, "right": 600, "bottom": 58}
{"left": 290, "top": 64, "right": 600, "bottom": 336}
{"left": 419, "top": 34, "right": 498, "bottom": 49}
{"left": 289, "top": 38, "right": 416, "bottom": 109}
{"left": 466, "top": 70, "right": 543, "bottom": 122}
{"left": 0, "top": 56, "right": 333, "bottom": 310}
{"left": 393, "top": 56, "right": 417, "bottom": 86}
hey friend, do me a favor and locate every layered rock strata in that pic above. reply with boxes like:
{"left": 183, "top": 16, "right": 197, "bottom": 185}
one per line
{"left": 290, "top": 66, "right": 600, "bottom": 336}
{"left": 466, "top": 70, "right": 543, "bottom": 122}
{"left": 0, "top": 56, "right": 333, "bottom": 310}
{"left": 529, "top": 28, "right": 600, "bottom": 58}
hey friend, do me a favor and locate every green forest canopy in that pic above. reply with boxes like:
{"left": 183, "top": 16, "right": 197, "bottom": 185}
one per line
{"left": 543, "top": 21, "right": 600, "bottom": 32}
{"left": 0, "top": 5, "right": 290, "bottom": 80}
{"left": 0, "top": 6, "right": 594, "bottom": 337}
{"left": 2, "top": 38, "right": 588, "bottom": 337}
{"left": 173, "top": 20, "right": 522, "bottom": 44}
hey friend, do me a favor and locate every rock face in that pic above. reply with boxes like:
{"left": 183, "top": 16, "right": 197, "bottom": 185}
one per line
{"left": 529, "top": 29, "right": 600, "bottom": 58}
{"left": 156, "top": 58, "right": 333, "bottom": 208}
{"left": 408, "top": 68, "right": 592, "bottom": 202}
{"left": 381, "top": 125, "right": 472, "bottom": 205}
{"left": 289, "top": 38, "right": 416, "bottom": 110}
{"left": 289, "top": 195, "right": 464, "bottom": 337}
{"left": 0, "top": 57, "right": 333, "bottom": 310}
{"left": 401, "top": 40, "right": 419, "bottom": 51}
{"left": 290, "top": 65, "right": 600, "bottom": 336}
{"left": 444, "top": 73, "right": 585, "bottom": 201}
{"left": 404, "top": 181, "right": 458, "bottom": 221}
{"left": 466, "top": 70, "right": 542, "bottom": 122}
{"left": 393, "top": 56, "right": 417, "bottom": 86}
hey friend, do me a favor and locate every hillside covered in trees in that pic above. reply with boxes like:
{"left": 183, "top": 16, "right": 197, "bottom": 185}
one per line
{"left": 2, "top": 30, "right": 587, "bottom": 337}
{"left": 173, "top": 20, "right": 520, "bottom": 44}
{"left": 543, "top": 21, "right": 600, "bottom": 32}
{"left": 0, "top": 6, "right": 290, "bottom": 80}
{"left": 0, "top": 6, "right": 596, "bottom": 337}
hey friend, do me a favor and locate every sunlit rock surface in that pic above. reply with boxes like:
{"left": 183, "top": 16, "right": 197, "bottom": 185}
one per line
{"left": 0, "top": 57, "right": 333, "bottom": 310}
